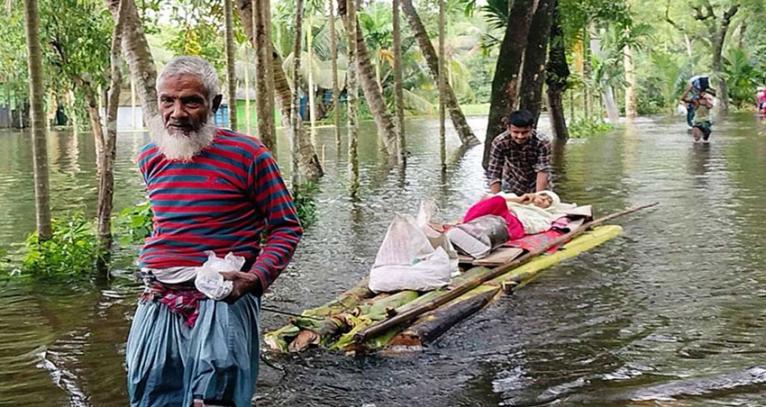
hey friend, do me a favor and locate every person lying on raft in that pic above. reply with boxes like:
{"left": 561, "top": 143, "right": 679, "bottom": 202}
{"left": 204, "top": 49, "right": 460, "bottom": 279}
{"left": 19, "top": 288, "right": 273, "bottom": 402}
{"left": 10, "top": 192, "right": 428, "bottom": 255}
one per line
{"left": 462, "top": 190, "right": 573, "bottom": 240}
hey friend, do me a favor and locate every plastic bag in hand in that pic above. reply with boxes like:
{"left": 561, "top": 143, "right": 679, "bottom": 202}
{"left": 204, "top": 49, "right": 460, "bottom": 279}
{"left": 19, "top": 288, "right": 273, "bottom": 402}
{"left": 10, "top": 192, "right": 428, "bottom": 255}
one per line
{"left": 194, "top": 251, "right": 245, "bottom": 300}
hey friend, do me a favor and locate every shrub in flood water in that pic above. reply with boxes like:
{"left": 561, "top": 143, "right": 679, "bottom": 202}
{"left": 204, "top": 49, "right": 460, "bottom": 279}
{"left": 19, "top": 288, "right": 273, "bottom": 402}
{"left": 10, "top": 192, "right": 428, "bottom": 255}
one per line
{"left": 114, "top": 201, "right": 153, "bottom": 245}
{"left": 12, "top": 213, "right": 101, "bottom": 277}
{"left": 569, "top": 118, "right": 614, "bottom": 138}
{"left": 293, "top": 182, "right": 319, "bottom": 229}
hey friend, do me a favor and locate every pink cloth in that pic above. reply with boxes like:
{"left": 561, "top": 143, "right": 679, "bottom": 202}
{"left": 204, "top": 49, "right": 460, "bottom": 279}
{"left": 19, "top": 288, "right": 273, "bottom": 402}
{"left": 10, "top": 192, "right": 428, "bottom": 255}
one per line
{"left": 463, "top": 196, "right": 525, "bottom": 240}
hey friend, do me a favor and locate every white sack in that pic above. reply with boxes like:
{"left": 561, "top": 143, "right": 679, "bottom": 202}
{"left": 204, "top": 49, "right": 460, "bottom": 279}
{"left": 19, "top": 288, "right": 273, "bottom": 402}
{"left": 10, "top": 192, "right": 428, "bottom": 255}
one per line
{"left": 368, "top": 201, "right": 457, "bottom": 293}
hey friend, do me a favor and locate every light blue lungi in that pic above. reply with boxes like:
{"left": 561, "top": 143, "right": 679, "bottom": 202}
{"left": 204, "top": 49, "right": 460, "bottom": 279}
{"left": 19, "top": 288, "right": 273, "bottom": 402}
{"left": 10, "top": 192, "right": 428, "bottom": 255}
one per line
{"left": 126, "top": 294, "right": 261, "bottom": 407}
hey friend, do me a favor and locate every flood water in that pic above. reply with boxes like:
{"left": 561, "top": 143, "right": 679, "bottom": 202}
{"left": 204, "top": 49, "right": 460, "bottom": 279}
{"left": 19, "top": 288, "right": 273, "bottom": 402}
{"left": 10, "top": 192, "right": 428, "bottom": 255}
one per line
{"left": 1, "top": 113, "right": 766, "bottom": 406}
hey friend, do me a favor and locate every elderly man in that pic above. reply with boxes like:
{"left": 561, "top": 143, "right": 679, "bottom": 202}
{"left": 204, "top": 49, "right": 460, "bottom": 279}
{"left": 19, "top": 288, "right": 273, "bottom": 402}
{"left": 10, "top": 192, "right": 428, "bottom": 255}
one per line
{"left": 126, "top": 56, "right": 302, "bottom": 406}
{"left": 486, "top": 109, "right": 552, "bottom": 195}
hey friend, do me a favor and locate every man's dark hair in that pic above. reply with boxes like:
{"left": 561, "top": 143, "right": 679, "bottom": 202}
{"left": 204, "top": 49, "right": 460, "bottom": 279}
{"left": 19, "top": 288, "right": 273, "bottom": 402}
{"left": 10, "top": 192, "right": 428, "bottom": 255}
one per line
{"left": 504, "top": 110, "right": 535, "bottom": 128}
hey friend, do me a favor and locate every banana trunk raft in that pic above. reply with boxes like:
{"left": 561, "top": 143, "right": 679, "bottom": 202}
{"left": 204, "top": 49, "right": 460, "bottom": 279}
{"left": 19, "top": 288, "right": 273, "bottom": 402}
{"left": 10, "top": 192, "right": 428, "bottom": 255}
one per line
{"left": 265, "top": 223, "right": 625, "bottom": 355}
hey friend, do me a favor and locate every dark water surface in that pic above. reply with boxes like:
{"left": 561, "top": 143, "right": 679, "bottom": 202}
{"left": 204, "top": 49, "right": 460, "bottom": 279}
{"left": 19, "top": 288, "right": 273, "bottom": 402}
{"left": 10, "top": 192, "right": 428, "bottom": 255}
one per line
{"left": 1, "top": 114, "right": 766, "bottom": 406}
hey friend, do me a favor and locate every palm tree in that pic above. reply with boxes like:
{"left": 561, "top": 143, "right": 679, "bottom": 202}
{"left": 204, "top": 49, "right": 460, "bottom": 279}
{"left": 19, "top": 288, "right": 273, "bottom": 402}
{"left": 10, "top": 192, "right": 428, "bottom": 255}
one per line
{"left": 236, "top": 0, "right": 323, "bottom": 180}
{"left": 106, "top": 0, "right": 159, "bottom": 124}
{"left": 97, "top": 0, "right": 128, "bottom": 272}
{"left": 483, "top": 0, "right": 535, "bottom": 168}
{"left": 438, "top": 0, "right": 446, "bottom": 171}
{"left": 253, "top": 0, "right": 276, "bottom": 150}
{"left": 400, "top": 0, "right": 479, "bottom": 147}
{"left": 224, "top": 0, "right": 238, "bottom": 130}
{"left": 329, "top": 0, "right": 342, "bottom": 148}
{"left": 519, "top": 0, "right": 554, "bottom": 124}
{"left": 291, "top": 0, "right": 304, "bottom": 188}
{"left": 22, "top": 0, "right": 52, "bottom": 240}
{"left": 346, "top": 0, "right": 360, "bottom": 197}
{"left": 392, "top": 0, "right": 405, "bottom": 164}
{"left": 338, "top": 0, "right": 400, "bottom": 162}
{"left": 545, "top": 1, "right": 570, "bottom": 141}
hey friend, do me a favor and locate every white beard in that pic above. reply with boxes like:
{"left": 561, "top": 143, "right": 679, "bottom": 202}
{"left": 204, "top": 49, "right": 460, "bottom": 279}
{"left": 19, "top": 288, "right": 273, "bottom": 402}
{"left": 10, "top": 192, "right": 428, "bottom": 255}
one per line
{"left": 149, "top": 115, "right": 216, "bottom": 162}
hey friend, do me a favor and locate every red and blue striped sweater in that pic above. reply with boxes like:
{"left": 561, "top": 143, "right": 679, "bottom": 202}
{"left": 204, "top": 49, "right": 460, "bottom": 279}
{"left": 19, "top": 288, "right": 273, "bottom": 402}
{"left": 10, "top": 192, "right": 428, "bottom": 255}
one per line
{"left": 137, "top": 129, "right": 303, "bottom": 291}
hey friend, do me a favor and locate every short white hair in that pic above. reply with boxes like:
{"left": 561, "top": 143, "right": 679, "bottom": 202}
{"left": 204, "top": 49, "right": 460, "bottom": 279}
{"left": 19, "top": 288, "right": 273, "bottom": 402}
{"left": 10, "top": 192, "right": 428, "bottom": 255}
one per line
{"left": 157, "top": 56, "right": 221, "bottom": 104}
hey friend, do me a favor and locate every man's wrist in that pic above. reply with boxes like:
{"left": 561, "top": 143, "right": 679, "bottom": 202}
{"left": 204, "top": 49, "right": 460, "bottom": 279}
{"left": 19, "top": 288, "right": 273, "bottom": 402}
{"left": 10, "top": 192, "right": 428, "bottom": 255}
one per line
{"left": 245, "top": 273, "right": 263, "bottom": 296}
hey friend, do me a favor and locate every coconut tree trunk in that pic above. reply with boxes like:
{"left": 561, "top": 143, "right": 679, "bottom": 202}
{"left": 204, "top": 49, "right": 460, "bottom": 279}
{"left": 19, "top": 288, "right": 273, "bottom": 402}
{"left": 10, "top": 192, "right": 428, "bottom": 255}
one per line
{"left": 130, "top": 77, "right": 137, "bottom": 128}
{"left": 236, "top": 0, "right": 323, "bottom": 179}
{"left": 253, "top": 0, "right": 277, "bottom": 152}
{"left": 344, "top": 0, "right": 360, "bottom": 196}
{"left": 602, "top": 86, "right": 619, "bottom": 123}
{"left": 329, "top": 0, "right": 341, "bottom": 148}
{"left": 623, "top": 45, "right": 637, "bottom": 120}
{"left": 95, "top": 0, "right": 127, "bottom": 272}
{"left": 23, "top": 0, "right": 52, "bottom": 240}
{"left": 438, "top": 0, "right": 446, "bottom": 171}
{"left": 224, "top": 0, "right": 238, "bottom": 130}
{"left": 519, "top": 0, "right": 555, "bottom": 125}
{"left": 290, "top": 0, "right": 304, "bottom": 188}
{"left": 710, "top": 5, "right": 739, "bottom": 115}
{"left": 482, "top": 0, "right": 535, "bottom": 168}
{"left": 307, "top": 15, "right": 318, "bottom": 146}
{"left": 545, "top": 1, "right": 569, "bottom": 141}
{"left": 590, "top": 29, "right": 619, "bottom": 123}
{"left": 401, "top": 0, "right": 479, "bottom": 147}
{"left": 106, "top": 0, "right": 158, "bottom": 124}
{"left": 338, "top": 0, "right": 399, "bottom": 161}
{"left": 244, "top": 47, "right": 252, "bottom": 134}
{"left": 392, "top": 0, "right": 405, "bottom": 163}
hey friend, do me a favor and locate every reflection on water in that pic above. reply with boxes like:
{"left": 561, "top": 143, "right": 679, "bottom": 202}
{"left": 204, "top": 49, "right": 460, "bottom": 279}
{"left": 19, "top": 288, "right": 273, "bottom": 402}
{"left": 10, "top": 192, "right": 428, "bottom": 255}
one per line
{"left": 1, "top": 113, "right": 766, "bottom": 406}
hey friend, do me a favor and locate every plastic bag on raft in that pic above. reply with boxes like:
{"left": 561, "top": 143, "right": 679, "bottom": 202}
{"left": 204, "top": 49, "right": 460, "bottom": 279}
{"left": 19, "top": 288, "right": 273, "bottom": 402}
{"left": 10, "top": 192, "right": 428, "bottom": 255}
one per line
{"left": 194, "top": 251, "right": 244, "bottom": 300}
{"left": 446, "top": 215, "right": 509, "bottom": 259}
{"left": 368, "top": 201, "right": 458, "bottom": 293}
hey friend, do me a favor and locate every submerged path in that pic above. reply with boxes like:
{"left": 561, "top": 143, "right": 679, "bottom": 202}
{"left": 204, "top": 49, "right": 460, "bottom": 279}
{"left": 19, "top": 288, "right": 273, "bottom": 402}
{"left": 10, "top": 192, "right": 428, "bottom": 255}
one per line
{"left": 0, "top": 113, "right": 765, "bottom": 405}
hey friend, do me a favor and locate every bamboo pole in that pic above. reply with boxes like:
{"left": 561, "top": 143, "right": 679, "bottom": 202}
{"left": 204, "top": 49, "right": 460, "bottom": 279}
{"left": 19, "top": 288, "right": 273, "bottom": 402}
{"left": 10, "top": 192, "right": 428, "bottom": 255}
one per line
{"left": 389, "top": 286, "right": 500, "bottom": 348}
{"left": 354, "top": 202, "right": 659, "bottom": 343}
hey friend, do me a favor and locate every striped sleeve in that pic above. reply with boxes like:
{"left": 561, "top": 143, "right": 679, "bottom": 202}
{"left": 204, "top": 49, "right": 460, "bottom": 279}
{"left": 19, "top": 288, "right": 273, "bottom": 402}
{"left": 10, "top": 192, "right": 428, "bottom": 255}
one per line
{"left": 247, "top": 148, "right": 303, "bottom": 291}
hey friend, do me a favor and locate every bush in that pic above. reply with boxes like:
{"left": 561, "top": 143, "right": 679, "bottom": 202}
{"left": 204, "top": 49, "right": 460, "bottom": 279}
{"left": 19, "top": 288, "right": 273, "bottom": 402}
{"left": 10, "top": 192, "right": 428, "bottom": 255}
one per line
{"left": 114, "top": 201, "right": 153, "bottom": 245}
{"left": 293, "top": 182, "right": 319, "bottom": 229}
{"left": 13, "top": 213, "right": 101, "bottom": 277}
{"left": 569, "top": 118, "right": 614, "bottom": 138}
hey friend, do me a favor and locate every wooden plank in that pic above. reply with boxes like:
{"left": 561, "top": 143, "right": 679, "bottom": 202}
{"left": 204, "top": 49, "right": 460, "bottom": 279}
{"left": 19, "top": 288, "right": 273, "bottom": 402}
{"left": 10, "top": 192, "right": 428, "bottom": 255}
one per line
{"left": 472, "top": 247, "right": 524, "bottom": 266}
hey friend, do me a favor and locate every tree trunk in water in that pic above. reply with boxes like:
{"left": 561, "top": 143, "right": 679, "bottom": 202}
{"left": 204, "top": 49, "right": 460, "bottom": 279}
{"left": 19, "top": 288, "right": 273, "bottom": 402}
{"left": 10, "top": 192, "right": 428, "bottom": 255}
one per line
{"left": 519, "top": 0, "right": 555, "bottom": 125}
{"left": 253, "top": 0, "right": 276, "bottom": 152}
{"left": 737, "top": 21, "right": 746, "bottom": 49}
{"left": 392, "top": 0, "right": 405, "bottom": 163}
{"left": 244, "top": 48, "right": 252, "bottom": 134}
{"left": 710, "top": 5, "right": 739, "bottom": 115}
{"left": 338, "top": 1, "right": 399, "bottom": 161}
{"left": 603, "top": 86, "right": 619, "bottom": 123}
{"left": 307, "top": 15, "right": 318, "bottom": 147}
{"left": 106, "top": 0, "right": 159, "bottom": 124}
{"left": 401, "top": 0, "right": 478, "bottom": 147}
{"left": 482, "top": 0, "right": 535, "bottom": 168}
{"left": 236, "top": 0, "right": 323, "bottom": 179}
{"left": 23, "top": 0, "right": 52, "bottom": 240}
{"left": 582, "top": 29, "right": 591, "bottom": 120}
{"left": 438, "top": 0, "right": 446, "bottom": 171}
{"left": 290, "top": 0, "right": 304, "bottom": 188}
{"left": 623, "top": 45, "right": 637, "bottom": 120}
{"left": 96, "top": 0, "right": 127, "bottom": 273}
{"left": 224, "top": 0, "right": 238, "bottom": 131}
{"left": 329, "top": 0, "right": 341, "bottom": 148}
{"left": 343, "top": 0, "right": 360, "bottom": 196}
{"left": 545, "top": 0, "right": 569, "bottom": 142}
{"left": 130, "top": 77, "right": 137, "bottom": 128}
